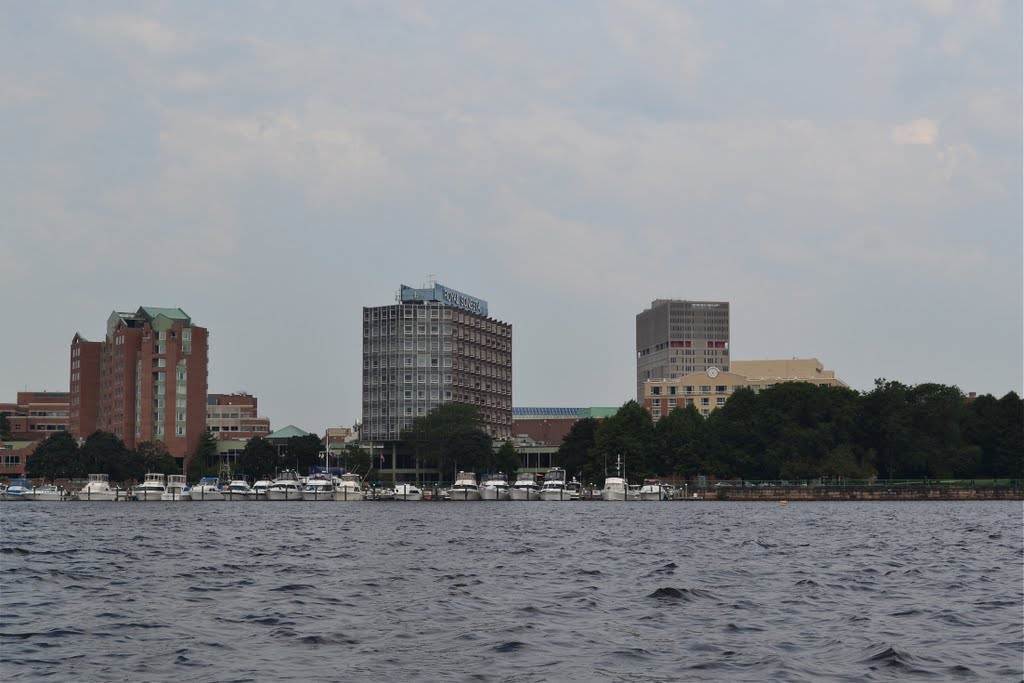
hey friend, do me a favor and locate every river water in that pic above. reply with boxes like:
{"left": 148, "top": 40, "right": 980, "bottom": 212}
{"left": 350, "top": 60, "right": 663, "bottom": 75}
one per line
{"left": 1, "top": 501, "right": 1021, "bottom": 682}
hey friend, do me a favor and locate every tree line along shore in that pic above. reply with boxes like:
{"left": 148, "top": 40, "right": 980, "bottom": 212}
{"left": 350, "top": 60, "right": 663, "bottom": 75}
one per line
{"left": 11, "top": 379, "right": 1023, "bottom": 488}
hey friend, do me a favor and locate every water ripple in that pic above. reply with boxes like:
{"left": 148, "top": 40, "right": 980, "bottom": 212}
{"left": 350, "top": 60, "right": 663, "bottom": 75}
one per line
{"left": 0, "top": 500, "right": 1020, "bottom": 682}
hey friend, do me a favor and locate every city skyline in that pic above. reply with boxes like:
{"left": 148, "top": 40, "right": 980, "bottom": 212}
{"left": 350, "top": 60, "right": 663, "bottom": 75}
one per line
{"left": 1, "top": 2, "right": 1021, "bottom": 436}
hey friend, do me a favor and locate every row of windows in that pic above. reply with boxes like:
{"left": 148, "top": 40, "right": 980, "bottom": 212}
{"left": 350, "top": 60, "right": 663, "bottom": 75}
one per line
{"left": 652, "top": 396, "right": 726, "bottom": 409}
{"left": 365, "top": 306, "right": 452, "bottom": 321}
{"left": 209, "top": 425, "right": 269, "bottom": 433}
{"left": 651, "top": 384, "right": 737, "bottom": 396}
{"left": 364, "top": 305, "right": 511, "bottom": 332}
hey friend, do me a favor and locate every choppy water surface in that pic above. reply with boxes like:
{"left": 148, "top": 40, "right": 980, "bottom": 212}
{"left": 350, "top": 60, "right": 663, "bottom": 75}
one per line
{"left": 1, "top": 501, "right": 1021, "bottom": 682}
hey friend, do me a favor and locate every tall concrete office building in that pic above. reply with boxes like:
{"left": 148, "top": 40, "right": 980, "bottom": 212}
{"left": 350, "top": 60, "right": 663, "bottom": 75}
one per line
{"left": 70, "top": 307, "right": 209, "bottom": 461}
{"left": 362, "top": 283, "right": 512, "bottom": 445}
{"left": 636, "top": 299, "right": 730, "bottom": 400}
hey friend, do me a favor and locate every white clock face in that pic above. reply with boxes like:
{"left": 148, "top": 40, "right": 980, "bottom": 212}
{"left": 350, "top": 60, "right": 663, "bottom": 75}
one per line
{"left": 707, "top": 366, "right": 719, "bottom": 378}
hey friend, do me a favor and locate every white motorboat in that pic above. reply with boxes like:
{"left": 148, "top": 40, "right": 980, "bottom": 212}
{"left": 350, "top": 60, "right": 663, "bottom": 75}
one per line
{"left": 479, "top": 473, "right": 510, "bottom": 501}
{"left": 601, "top": 476, "right": 629, "bottom": 501}
{"left": 393, "top": 482, "right": 423, "bottom": 501}
{"left": 448, "top": 471, "right": 480, "bottom": 501}
{"left": 539, "top": 468, "right": 573, "bottom": 501}
{"left": 639, "top": 480, "right": 667, "bottom": 501}
{"left": 132, "top": 473, "right": 167, "bottom": 502}
{"left": 24, "top": 484, "right": 66, "bottom": 501}
{"left": 3, "top": 479, "right": 31, "bottom": 501}
{"left": 508, "top": 472, "right": 540, "bottom": 501}
{"left": 266, "top": 470, "right": 304, "bottom": 501}
{"left": 221, "top": 480, "right": 257, "bottom": 501}
{"left": 76, "top": 473, "right": 119, "bottom": 501}
{"left": 303, "top": 474, "right": 335, "bottom": 501}
{"left": 333, "top": 473, "right": 365, "bottom": 501}
{"left": 251, "top": 479, "right": 273, "bottom": 501}
{"left": 161, "top": 475, "right": 191, "bottom": 501}
{"left": 190, "top": 476, "right": 224, "bottom": 501}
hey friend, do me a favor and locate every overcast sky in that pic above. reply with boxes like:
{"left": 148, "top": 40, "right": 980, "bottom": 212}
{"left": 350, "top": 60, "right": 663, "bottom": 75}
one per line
{"left": 1, "top": 1, "right": 1021, "bottom": 436}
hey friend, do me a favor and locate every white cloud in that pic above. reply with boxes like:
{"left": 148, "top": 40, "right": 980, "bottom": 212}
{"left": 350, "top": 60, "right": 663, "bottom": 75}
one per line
{"left": 891, "top": 119, "right": 940, "bottom": 145}
{"left": 70, "top": 14, "right": 188, "bottom": 55}
{"left": 171, "top": 69, "right": 223, "bottom": 91}
{"left": 840, "top": 224, "right": 986, "bottom": 274}
{"left": 154, "top": 105, "right": 402, "bottom": 209}
{"left": 601, "top": 0, "right": 706, "bottom": 87}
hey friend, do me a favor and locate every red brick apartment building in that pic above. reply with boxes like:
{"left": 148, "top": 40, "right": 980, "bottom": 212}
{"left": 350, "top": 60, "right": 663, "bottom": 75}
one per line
{"left": 0, "top": 392, "right": 71, "bottom": 477}
{"left": 0, "top": 391, "right": 71, "bottom": 439}
{"left": 207, "top": 392, "right": 271, "bottom": 440}
{"left": 70, "top": 307, "right": 208, "bottom": 460}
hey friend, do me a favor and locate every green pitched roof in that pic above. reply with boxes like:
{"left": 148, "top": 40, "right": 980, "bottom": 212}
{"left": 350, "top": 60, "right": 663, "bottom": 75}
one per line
{"left": 265, "top": 425, "right": 311, "bottom": 440}
{"left": 138, "top": 307, "right": 191, "bottom": 322}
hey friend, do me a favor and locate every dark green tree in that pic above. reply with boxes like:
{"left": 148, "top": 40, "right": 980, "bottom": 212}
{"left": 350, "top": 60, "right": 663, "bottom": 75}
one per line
{"left": 901, "top": 383, "right": 976, "bottom": 478}
{"left": 0, "top": 413, "right": 12, "bottom": 439}
{"left": 135, "top": 440, "right": 179, "bottom": 475}
{"left": 339, "top": 443, "right": 376, "bottom": 480}
{"left": 557, "top": 417, "right": 599, "bottom": 481}
{"left": 964, "top": 392, "right": 1024, "bottom": 478}
{"left": 236, "top": 437, "right": 280, "bottom": 479}
{"left": 400, "top": 403, "right": 484, "bottom": 476}
{"left": 592, "top": 400, "right": 654, "bottom": 483}
{"left": 445, "top": 429, "right": 493, "bottom": 477}
{"left": 819, "top": 444, "right": 877, "bottom": 480}
{"left": 79, "top": 430, "right": 138, "bottom": 483}
{"left": 26, "top": 431, "right": 81, "bottom": 481}
{"left": 861, "top": 379, "right": 912, "bottom": 478}
{"left": 654, "top": 405, "right": 707, "bottom": 477}
{"left": 184, "top": 430, "right": 220, "bottom": 479}
{"left": 494, "top": 441, "right": 521, "bottom": 477}
{"left": 286, "top": 434, "right": 325, "bottom": 474}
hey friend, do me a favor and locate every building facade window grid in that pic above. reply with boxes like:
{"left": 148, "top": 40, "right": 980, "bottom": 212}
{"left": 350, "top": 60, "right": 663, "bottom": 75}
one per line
{"left": 361, "top": 287, "right": 512, "bottom": 443}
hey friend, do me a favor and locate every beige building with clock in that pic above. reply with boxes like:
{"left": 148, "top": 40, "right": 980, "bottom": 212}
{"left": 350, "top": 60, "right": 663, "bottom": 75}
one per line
{"left": 641, "top": 358, "right": 847, "bottom": 420}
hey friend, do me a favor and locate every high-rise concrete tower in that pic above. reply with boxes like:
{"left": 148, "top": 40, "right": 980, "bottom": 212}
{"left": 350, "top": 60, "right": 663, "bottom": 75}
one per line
{"left": 361, "top": 283, "right": 512, "bottom": 445}
{"left": 636, "top": 299, "right": 730, "bottom": 400}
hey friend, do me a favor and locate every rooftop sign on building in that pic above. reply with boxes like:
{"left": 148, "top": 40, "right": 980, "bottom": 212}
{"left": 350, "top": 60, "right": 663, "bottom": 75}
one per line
{"left": 399, "top": 283, "right": 488, "bottom": 317}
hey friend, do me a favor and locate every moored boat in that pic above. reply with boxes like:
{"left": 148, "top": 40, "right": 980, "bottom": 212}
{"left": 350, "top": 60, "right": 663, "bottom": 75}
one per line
{"left": 303, "top": 473, "right": 335, "bottom": 501}
{"left": 539, "top": 468, "right": 572, "bottom": 501}
{"left": 132, "top": 473, "right": 167, "bottom": 502}
{"left": 508, "top": 472, "right": 540, "bottom": 501}
{"left": 3, "top": 479, "right": 31, "bottom": 501}
{"left": 161, "top": 475, "right": 191, "bottom": 501}
{"left": 190, "top": 476, "right": 224, "bottom": 501}
{"left": 222, "top": 480, "right": 257, "bottom": 501}
{"left": 333, "top": 473, "right": 365, "bottom": 501}
{"left": 24, "top": 483, "right": 67, "bottom": 501}
{"left": 393, "top": 482, "right": 423, "bottom": 501}
{"left": 76, "top": 473, "right": 120, "bottom": 501}
{"left": 251, "top": 479, "right": 273, "bottom": 501}
{"left": 639, "top": 479, "right": 667, "bottom": 501}
{"left": 479, "top": 473, "right": 510, "bottom": 501}
{"left": 266, "top": 470, "right": 304, "bottom": 501}
{"left": 601, "top": 476, "right": 629, "bottom": 501}
{"left": 449, "top": 471, "right": 480, "bottom": 501}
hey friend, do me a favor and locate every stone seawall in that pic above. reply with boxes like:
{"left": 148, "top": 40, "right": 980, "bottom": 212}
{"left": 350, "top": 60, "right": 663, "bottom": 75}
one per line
{"left": 704, "top": 486, "right": 1023, "bottom": 501}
